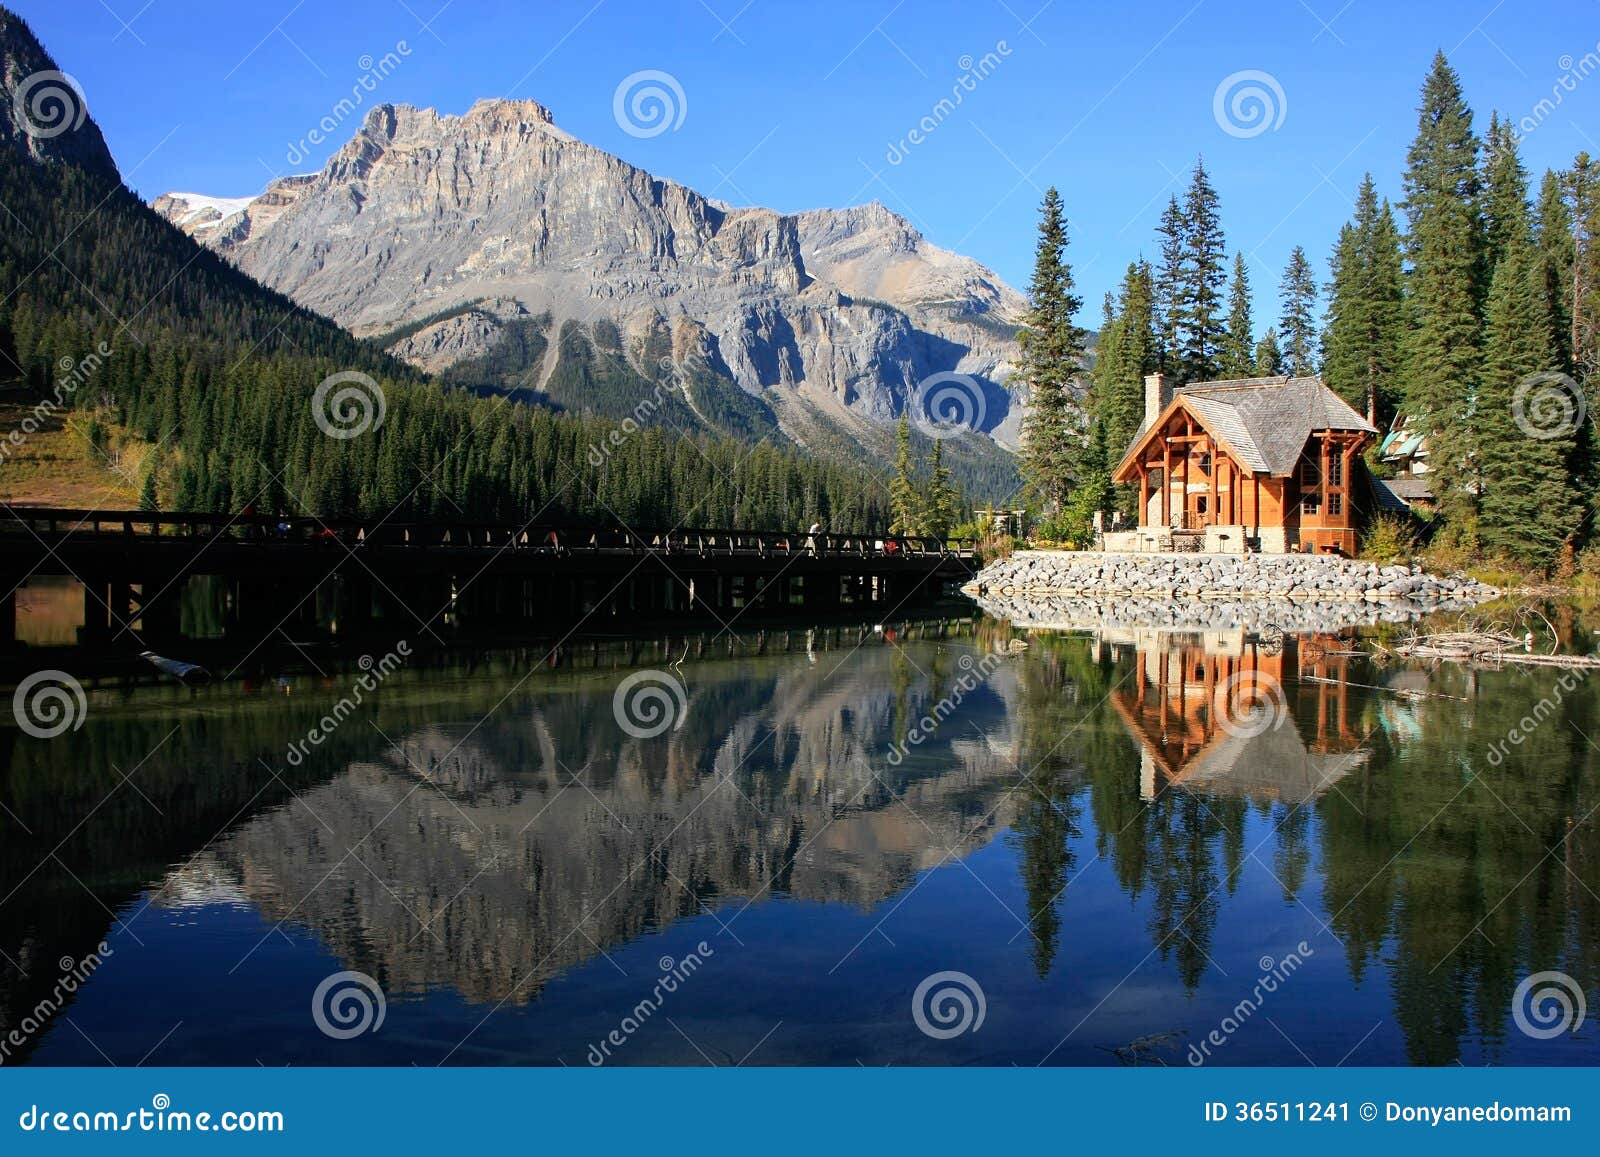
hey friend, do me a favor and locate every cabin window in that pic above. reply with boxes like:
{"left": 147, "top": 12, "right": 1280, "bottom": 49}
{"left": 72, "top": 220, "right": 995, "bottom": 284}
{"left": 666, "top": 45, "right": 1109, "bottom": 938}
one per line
{"left": 1198, "top": 452, "right": 1212, "bottom": 476}
{"left": 1328, "top": 454, "right": 1343, "bottom": 487}
{"left": 1301, "top": 493, "right": 1320, "bottom": 515}
{"left": 1328, "top": 493, "right": 1343, "bottom": 516}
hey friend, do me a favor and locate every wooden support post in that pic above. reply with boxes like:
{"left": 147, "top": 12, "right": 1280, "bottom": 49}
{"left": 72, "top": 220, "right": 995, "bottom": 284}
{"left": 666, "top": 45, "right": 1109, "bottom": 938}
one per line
{"left": 1161, "top": 441, "right": 1171, "bottom": 527}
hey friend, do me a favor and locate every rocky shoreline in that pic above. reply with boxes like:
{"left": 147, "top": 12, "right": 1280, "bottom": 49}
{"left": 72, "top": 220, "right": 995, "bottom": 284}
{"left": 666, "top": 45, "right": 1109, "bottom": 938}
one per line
{"left": 962, "top": 550, "right": 1501, "bottom": 633}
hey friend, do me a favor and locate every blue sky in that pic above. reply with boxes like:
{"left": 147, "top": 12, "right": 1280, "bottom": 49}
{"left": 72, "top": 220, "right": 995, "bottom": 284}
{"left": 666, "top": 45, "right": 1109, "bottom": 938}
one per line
{"left": 19, "top": 0, "right": 1600, "bottom": 323}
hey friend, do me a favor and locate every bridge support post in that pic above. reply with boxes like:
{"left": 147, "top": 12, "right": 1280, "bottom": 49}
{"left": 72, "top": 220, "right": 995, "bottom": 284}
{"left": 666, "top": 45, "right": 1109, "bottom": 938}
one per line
{"left": 79, "top": 579, "right": 112, "bottom": 644}
{"left": 137, "top": 574, "right": 183, "bottom": 639}
{"left": 339, "top": 571, "right": 374, "bottom": 637}
{"left": 0, "top": 582, "right": 16, "bottom": 649}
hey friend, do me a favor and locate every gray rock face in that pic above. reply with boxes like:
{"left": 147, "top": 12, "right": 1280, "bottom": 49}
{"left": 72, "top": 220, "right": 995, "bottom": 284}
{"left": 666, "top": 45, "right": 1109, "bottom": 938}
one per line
{"left": 152, "top": 99, "right": 1027, "bottom": 453}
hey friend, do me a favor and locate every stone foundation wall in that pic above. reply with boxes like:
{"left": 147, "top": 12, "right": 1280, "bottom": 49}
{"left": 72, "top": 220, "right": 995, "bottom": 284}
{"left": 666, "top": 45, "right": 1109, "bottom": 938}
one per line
{"left": 964, "top": 550, "right": 1498, "bottom": 605}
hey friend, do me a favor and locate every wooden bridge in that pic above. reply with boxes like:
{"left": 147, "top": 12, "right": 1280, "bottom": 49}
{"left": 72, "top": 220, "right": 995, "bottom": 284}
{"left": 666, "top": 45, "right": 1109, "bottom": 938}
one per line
{"left": 1, "top": 507, "right": 980, "bottom": 648}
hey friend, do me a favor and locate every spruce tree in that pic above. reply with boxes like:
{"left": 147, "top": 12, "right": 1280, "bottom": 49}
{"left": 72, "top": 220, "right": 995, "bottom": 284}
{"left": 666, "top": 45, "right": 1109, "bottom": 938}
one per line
{"left": 1017, "top": 187, "right": 1086, "bottom": 516}
{"left": 1476, "top": 207, "right": 1578, "bottom": 565}
{"left": 1400, "top": 51, "right": 1486, "bottom": 526}
{"left": 1323, "top": 175, "right": 1406, "bottom": 424}
{"left": 1222, "top": 252, "right": 1255, "bottom": 377}
{"left": 922, "top": 437, "right": 959, "bottom": 539}
{"left": 1482, "top": 111, "right": 1529, "bottom": 275}
{"left": 1534, "top": 168, "right": 1575, "bottom": 371}
{"left": 1154, "top": 197, "right": 1187, "bottom": 376}
{"left": 1569, "top": 154, "right": 1600, "bottom": 378}
{"left": 1177, "top": 158, "right": 1227, "bottom": 380}
{"left": 1093, "top": 261, "right": 1157, "bottom": 517}
{"left": 1254, "top": 327, "right": 1284, "bottom": 376}
{"left": 889, "top": 411, "right": 918, "bottom": 534}
{"left": 1278, "top": 245, "right": 1319, "bottom": 376}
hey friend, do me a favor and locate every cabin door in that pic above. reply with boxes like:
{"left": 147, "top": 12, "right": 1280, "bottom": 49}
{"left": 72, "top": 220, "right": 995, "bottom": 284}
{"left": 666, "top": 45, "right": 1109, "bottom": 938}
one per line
{"left": 1186, "top": 490, "right": 1211, "bottom": 530}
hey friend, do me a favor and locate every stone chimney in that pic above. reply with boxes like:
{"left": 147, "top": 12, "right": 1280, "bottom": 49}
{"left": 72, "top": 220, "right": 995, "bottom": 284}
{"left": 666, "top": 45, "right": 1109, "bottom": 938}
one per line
{"left": 1141, "top": 372, "right": 1174, "bottom": 432}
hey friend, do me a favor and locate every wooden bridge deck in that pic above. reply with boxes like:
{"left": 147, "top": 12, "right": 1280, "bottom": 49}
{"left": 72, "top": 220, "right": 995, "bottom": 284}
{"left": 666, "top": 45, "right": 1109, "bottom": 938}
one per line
{"left": 1, "top": 507, "right": 980, "bottom": 648}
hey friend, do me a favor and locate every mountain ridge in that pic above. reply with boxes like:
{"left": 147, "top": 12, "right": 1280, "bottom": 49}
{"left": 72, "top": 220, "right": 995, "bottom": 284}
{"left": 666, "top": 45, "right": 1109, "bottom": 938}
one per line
{"left": 152, "top": 97, "right": 1029, "bottom": 462}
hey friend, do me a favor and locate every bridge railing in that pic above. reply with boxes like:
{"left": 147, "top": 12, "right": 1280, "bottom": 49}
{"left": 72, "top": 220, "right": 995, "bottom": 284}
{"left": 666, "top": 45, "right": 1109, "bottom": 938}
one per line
{"left": 0, "top": 507, "right": 977, "bottom": 560}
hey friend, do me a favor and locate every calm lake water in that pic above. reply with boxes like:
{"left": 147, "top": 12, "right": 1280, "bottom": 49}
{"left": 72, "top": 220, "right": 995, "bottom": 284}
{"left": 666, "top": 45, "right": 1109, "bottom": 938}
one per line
{"left": 2, "top": 611, "right": 1598, "bottom": 1066}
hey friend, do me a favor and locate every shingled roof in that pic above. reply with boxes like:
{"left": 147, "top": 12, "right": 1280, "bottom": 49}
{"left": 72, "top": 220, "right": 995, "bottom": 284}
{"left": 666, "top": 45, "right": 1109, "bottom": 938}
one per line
{"left": 1169, "top": 376, "right": 1374, "bottom": 476}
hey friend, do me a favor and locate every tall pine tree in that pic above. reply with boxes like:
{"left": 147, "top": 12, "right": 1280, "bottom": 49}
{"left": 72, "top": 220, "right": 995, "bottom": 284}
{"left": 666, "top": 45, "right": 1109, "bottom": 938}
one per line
{"left": 1177, "top": 158, "right": 1227, "bottom": 380}
{"left": 1279, "top": 245, "right": 1319, "bottom": 376}
{"left": 1222, "top": 253, "right": 1255, "bottom": 377}
{"left": 1017, "top": 187, "right": 1086, "bottom": 516}
{"left": 1323, "top": 174, "right": 1406, "bottom": 424}
{"left": 1400, "top": 51, "right": 1486, "bottom": 526}
{"left": 1475, "top": 194, "right": 1579, "bottom": 565}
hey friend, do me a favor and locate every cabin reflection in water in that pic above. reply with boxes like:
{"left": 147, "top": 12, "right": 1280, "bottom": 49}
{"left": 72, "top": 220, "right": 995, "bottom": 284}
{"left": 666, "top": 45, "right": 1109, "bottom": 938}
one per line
{"left": 1103, "top": 629, "right": 1369, "bottom": 803}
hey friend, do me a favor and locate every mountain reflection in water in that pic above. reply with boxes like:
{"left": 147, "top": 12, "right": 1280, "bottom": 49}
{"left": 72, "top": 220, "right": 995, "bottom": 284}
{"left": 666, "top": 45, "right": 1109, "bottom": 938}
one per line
{"left": 2, "top": 617, "right": 1598, "bottom": 1066}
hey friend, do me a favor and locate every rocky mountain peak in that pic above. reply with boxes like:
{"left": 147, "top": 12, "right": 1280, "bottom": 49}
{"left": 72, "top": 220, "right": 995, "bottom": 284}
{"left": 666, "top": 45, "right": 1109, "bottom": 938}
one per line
{"left": 0, "top": 8, "right": 117, "bottom": 178}
{"left": 152, "top": 93, "right": 1028, "bottom": 462}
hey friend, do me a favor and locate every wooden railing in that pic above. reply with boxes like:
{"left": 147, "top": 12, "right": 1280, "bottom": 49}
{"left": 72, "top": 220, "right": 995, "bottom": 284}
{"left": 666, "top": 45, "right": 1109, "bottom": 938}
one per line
{"left": 0, "top": 507, "right": 977, "bottom": 561}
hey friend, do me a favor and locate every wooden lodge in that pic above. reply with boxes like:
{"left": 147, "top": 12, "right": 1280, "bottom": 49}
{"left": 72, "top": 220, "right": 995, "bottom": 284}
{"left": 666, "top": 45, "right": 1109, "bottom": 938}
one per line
{"left": 1109, "top": 373, "right": 1378, "bottom": 555}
